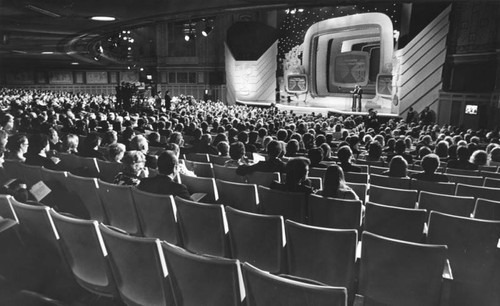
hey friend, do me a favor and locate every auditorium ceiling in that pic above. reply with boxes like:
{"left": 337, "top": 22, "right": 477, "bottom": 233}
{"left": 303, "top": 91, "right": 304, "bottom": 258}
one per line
{"left": 0, "top": 0, "right": 459, "bottom": 68}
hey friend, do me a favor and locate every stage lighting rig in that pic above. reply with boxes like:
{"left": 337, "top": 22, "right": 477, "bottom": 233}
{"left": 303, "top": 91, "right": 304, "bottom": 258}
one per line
{"left": 183, "top": 22, "right": 197, "bottom": 41}
{"left": 201, "top": 18, "right": 215, "bottom": 37}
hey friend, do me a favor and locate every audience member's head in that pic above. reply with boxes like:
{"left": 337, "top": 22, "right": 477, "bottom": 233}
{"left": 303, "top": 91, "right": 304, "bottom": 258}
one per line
{"left": 307, "top": 148, "right": 323, "bottom": 166}
{"left": 285, "top": 157, "right": 310, "bottom": 188}
{"left": 27, "top": 133, "right": 49, "bottom": 155}
{"left": 229, "top": 141, "right": 245, "bottom": 161}
{"left": 61, "top": 134, "right": 79, "bottom": 153}
{"left": 418, "top": 146, "right": 432, "bottom": 159}
{"left": 421, "top": 153, "right": 440, "bottom": 174}
{"left": 102, "top": 130, "right": 118, "bottom": 146}
{"left": 435, "top": 140, "right": 449, "bottom": 158}
{"left": 165, "top": 143, "right": 180, "bottom": 158}
{"left": 368, "top": 141, "right": 383, "bottom": 159}
{"left": 322, "top": 164, "right": 349, "bottom": 198}
{"left": 82, "top": 132, "right": 101, "bottom": 151}
{"left": 267, "top": 140, "right": 282, "bottom": 159}
{"left": 456, "top": 145, "right": 470, "bottom": 161}
{"left": 108, "top": 143, "right": 126, "bottom": 162}
{"left": 216, "top": 141, "right": 229, "bottom": 157}
{"left": 6, "top": 134, "right": 28, "bottom": 155}
{"left": 388, "top": 155, "right": 408, "bottom": 177}
{"left": 469, "top": 149, "right": 488, "bottom": 166}
{"left": 490, "top": 147, "right": 500, "bottom": 164}
{"left": 120, "top": 150, "right": 146, "bottom": 176}
{"left": 337, "top": 145, "right": 353, "bottom": 164}
{"left": 285, "top": 139, "right": 299, "bottom": 157}
{"left": 157, "top": 151, "right": 179, "bottom": 176}
{"left": 130, "top": 134, "right": 149, "bottom": 153}
{"left": 394, "top": 139, "right": 406, "bottom": 154}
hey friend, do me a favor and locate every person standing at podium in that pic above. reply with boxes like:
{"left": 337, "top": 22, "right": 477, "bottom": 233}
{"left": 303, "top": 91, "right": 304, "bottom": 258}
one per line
{"left": 350, "top": 85, "right": 363, "bottom": 112}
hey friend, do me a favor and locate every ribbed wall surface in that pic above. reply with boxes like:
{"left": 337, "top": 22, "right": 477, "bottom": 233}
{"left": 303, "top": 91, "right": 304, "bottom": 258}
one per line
{"left": 394, "top": 5, "right": 451, "bottom": 117}
{"left": 225, "top": 42, "right": 277, "bottom": 105}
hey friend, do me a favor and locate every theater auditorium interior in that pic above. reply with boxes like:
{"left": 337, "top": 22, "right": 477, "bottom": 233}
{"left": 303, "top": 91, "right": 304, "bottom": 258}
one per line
{"left": 0, "top": 0, "right": 499, "bottom": 305}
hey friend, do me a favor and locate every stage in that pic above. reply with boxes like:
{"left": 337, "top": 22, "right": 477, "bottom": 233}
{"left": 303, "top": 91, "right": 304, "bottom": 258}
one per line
{"left": 237, "top": 93, "right": 400, "bottom": 119}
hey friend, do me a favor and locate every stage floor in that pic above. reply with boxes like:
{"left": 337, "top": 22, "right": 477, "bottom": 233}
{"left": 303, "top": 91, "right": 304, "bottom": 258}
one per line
{"left": 276, "top": 93, "right": 397, "bottom": 117}
{"left": 237, "top": 93, "right": 398, "bottom": 118}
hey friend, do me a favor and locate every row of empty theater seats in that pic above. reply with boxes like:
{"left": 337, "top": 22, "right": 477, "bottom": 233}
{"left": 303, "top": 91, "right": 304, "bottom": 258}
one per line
{"left": 0, "top": 157, "right": 499, "bottom": 305}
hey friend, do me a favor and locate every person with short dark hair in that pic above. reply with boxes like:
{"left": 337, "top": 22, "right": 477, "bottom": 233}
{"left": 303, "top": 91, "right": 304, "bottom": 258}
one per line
{"left": 137, "top": 151, "right": 192, "bottom": 200}
{"left": 79, "top": 132, "right": 106, "bottom": 161}
{"left": 411, "top": 154, "right": 448, "bottom": 182}
{"left": 6, "top": 133, "right": 28, "bottom": 162}
{"left": 236, "top": 140, "right": 286, "bottom": 176}
{"left": 224, "top": 141, "right": 249, "bottom": 167}
{"left": 216, "top": 141, "right": 229, "bottom": 157}
{"left": 337, "top": 145, "right": 361, "bottom": 173}
{"left": 196, "top": 134, "right": 218, "bottom": 155}
{"left": 285, "top": 139, "right": 300, "bottom": 157}
{"left": 25, "top": 133, "right": 59, "bottom": 170}
{"left": 308, "top": 147, "right": 327, "bottom": 168}
{"left": 164, "top": 90, "right": 172, "bottom": 112}
{"left": 270, "top": 157, "right": 314, "bottom": 194}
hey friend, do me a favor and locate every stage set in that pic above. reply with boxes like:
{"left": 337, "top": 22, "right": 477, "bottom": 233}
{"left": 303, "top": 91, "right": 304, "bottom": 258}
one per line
{"left": 229, "top": 10, "right": 404, "bottom": 120}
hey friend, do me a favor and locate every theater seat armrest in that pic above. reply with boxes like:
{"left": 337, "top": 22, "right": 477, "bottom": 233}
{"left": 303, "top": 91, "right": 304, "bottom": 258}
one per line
{"left": 442, "top": 259, "right": 453, "bottom": 280}
{"left": 277, "top": 274, "right": 328, "bottom": 286}
{"left": 0, "top": 218, "right": 18, "bottom": 234}
{"left": 440, "top": 259, "right": 453, "bottom": 306}
{"left": 191, "top": 193, "right": 207, "bottom": 202}
{"left": 353, "top": 294, "right": 365, "bottom": 306}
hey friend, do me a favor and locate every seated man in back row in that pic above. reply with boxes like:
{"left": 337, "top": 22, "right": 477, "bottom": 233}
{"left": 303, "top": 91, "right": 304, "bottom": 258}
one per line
{"left": 138, "top": 151, "right": 193, "bottom": 200}
{"left": 235, "top": 140, "right": 286, "bottom": 176}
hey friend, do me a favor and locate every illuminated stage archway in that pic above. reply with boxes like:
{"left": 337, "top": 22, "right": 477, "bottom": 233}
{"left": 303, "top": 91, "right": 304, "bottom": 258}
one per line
{"left": 280, "top": 13, "right": 397, "bottom": 115}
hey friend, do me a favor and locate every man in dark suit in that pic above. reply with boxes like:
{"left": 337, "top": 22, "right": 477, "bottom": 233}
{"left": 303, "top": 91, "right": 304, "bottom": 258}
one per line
{"left": 137, "top": 151, "right": 192, "bottom": 200}
{"left": 236, "top": 140, "right": 286, "bottom": 176}
{"left": 164, "top": 90, "right": 172, "bottom": 112}
{"left": 350, "top": 85, "right": 363, "bottom": 112}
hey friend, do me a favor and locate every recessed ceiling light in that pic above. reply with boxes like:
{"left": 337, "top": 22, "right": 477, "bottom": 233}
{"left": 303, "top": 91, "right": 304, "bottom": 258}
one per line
{"left": 90, "top": 16, "right": 116, "bottom": 21}
{"left": 41, "top": 51, "right": 54, "bottom": 54}
{"left": 70, "top": 62, "right": 79, "bottom": 65}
